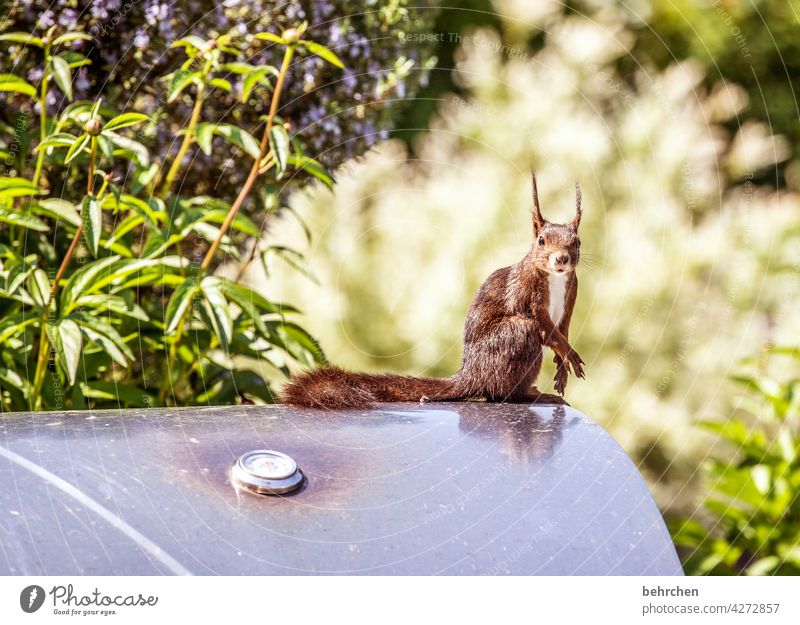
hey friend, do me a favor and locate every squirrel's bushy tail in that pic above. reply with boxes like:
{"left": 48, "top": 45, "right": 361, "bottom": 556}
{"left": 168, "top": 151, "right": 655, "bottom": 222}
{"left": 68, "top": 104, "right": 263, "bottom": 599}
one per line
{"left": 280, "top": 366, "right": 461, "bottom": 409}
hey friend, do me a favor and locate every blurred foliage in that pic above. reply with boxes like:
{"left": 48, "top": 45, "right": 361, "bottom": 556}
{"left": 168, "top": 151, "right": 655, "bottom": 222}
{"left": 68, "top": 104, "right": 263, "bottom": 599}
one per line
{"left": 0, "top": 22, "right": 335, "bottom": 411}
{"left": 399, "top": 0, "right": 800, "bottom": 184}
{"left": 253, "top": 0, "right": 800, "bottom": 548}
{"left": 671, "top": 347, "right": 800, "bottom": 575}
{"left": 618, "top": 0, "right": 800, "bottom": 184}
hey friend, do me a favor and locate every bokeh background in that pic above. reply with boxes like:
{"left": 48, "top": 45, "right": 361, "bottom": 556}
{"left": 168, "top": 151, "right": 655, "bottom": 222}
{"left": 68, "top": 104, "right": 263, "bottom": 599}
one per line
{"left": 248, "top": 0, "right": 800, "bottom": 571}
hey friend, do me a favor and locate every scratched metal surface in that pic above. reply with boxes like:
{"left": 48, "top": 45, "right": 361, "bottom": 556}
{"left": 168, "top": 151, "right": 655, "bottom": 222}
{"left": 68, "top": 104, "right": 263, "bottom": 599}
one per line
{"left": 0, "top": 403, "right": 683, "bottom": 575}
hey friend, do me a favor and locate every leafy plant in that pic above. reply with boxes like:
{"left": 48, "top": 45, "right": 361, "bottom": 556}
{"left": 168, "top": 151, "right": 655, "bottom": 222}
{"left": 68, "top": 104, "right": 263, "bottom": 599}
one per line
{"left": 670, "top": 347, "right": 800, "bottom": 575}
{"left": 1, "top": 1, "right": 438, "bottom": 199}
{"left": 0, "top": 20, "right": 341, "bottom": 411}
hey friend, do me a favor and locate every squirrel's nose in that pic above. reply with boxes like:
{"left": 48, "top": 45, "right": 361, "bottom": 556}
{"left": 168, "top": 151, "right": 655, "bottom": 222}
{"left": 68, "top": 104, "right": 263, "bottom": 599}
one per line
{"left": 556, "top": 253, "right": 570, "bottom": 266}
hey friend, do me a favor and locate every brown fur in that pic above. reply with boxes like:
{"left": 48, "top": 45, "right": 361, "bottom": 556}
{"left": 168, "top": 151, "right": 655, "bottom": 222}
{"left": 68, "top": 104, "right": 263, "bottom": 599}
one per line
{"left": 280, "top": 173, "right": 585, "bottom": 409}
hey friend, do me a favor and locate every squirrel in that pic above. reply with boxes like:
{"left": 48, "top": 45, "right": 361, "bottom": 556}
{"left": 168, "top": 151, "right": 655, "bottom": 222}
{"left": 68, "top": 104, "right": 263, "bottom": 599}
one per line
{"left": 280, "top": 172, "right": 585, "bottom": 409}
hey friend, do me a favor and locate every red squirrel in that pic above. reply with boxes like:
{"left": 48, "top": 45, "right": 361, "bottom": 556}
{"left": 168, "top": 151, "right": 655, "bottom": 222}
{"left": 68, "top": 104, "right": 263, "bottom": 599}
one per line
{"left": 281, "top": 173, "right": 585, "bottom": 409}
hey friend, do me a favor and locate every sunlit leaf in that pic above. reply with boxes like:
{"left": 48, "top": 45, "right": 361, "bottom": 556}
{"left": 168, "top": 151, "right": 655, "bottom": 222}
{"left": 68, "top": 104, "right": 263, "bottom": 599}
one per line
{"left": 167, "top": 69, "right": 201, "bottom": 103}
{"left": 0, "top": 207, "right": 48, "bottom": 231}
{"left": 299, "top": 40, "right": 345, "bottom": 69}
{"left": 47, "top": 318, "right": 82, "bottom": 386}
{"left": 200, "top": 276, "right": 233, "bottom": 348}
{"left": 81, "top": 195, "right": 102, "bottom": 257}
{"left": 269, "top": 124, "right": 290, "bottom": 175}
{"left": 34, "top": 198, "right": 81, "bottom": 227}
{"left": 287, "top": 154, "right": 334, "bottom": 187}
{"left": 0, "top": 33, "right": 44, "bottom": 46}
{"left": 26, "top": 268, "right": 51, "bottom": 308}
{"left": 103, "top": 112, "right": 149, "bottom": 133}
{"left": 52, "top": 32, "right": 93, "bottom": 46}
{"left": 165, "top": 278, "right": 201, "bottom": 333}
{"left": 255, "top": 32, "right": 285, "bottom": 45}
{"left": 207, "top": 77, "right": 232, "bottom": 93}
{"left": 0, "top": 74, "right": 37, "bottom": 98}
{"left": 50, "top": 55, "right": 73, "bottom": 100}
{"left": 171, "top": 35, "right": 207, "bottom": 51}
{"left": 64, "top": 133, "right": 90, "bottom": 163}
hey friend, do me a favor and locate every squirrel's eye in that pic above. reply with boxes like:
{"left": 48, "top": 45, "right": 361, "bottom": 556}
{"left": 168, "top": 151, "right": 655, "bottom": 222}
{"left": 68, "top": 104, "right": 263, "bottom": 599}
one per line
{"left": 538, "top": 236, "right": 545, "bottom": 246}
{"left": 576, "top": 239, "right": 581, "bottom": 248}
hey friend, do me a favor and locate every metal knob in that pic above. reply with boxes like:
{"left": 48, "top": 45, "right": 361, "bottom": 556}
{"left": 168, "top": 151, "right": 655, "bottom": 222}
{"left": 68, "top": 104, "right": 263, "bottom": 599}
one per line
{"left": 231, "top": 450, "right": 304, "bottom": 495}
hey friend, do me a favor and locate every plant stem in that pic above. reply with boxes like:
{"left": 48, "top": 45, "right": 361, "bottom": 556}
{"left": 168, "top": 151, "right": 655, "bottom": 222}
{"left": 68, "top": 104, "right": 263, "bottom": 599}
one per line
{"left": 199, "top": 45, "right": 294, "bottom": 272}
{"left": 19, "top": 74, "right": 51, "bottom": 256}
{"left": 158, "top": 58, "right": 212, "bottom": 199}
{"left": 31, "top": 136, "right": 98, "bottom": 408}
{"left": 31, "top": 66, "right": 50, "bottom": 190}
{"left": 159, "top": 46, "right": 294, "bottom": 406}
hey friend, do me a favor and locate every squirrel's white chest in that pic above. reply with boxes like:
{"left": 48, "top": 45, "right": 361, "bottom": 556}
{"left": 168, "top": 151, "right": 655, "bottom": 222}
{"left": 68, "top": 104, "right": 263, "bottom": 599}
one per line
{"left": 547, "top": 273, "right": 568, "bottom": 326}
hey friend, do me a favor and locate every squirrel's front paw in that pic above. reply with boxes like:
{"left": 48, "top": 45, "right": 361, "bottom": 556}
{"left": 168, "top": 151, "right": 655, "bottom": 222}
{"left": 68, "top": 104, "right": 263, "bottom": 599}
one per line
{"left": 564, "top": 348, "right": 585, "bottom": 379}
{"left": 554, "top": 365, "right": 569, "bottom": 395}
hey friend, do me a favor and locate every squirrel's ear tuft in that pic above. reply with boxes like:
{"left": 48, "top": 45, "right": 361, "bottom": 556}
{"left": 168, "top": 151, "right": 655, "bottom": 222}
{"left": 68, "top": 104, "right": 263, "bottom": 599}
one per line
{"left": 530, "top": 170, "right": 545, "bottom": 232}
{"left": 571, "top": 182, "right": 582, "bottom": 229}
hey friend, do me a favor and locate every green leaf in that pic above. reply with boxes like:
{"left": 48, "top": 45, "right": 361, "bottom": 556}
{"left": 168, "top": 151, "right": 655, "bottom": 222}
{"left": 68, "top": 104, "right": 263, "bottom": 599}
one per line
{"left": 26, "top": 268, "right": 51, "bottom": 308}
{"left": 207, "top": 77, "right": 232, "bottom": 93}
{"left": 64, "top": 133, "right": 90, "bottom": 164}
{"left": 59, "top": 255, "right": 120, "bottom": 309}
{"left": 0, "top": 314, "right": 38, "bottom": 343}
{"left": 221, "top": 62, "right": 257, "bottom": 75}
{"left": 0, "top": 366, "right": 26, "bottom": 392}
{"left": 195, "top": 123, "right": 215, "bottom": 155}
{"left": 118, "top": 194, "right": 164, "bottom": 228}
{"left": 82, "top": 195, "right": 102, "bottom": 257}
{"left": 200, "top": 276, "right": 233, "bottom": 348}
{"left": 300, "top": 40, "right": 345, "bottom": 69}
{"left": 0, "top": 176, "right": 37, "bottom": 191}
{"left": 62, "top": 257, "right": 186, "bottom": 308}
{"left": 131, "top": 163, "right": 159, "bottom": 195}
{"left": 0, "top": 207, "right": 49, "bottom": 231}
{"left": 102, "top": 112, "right": 149, "bottom": 133}
{"left": 171, "top": 35, "right": 207, "bottom": 51}
{"left": 210, "top": 123, "right": 261, "bottom": 159}
{"left": 255, "top": 32, "right": 285, "bottom": 45}
{"left": 241, "top": 67, "right": 273, "bottom": 102}
{"left": 267, "top": 320, "right": 326, "bottom": 366}
{"left": 0, "top": 33, "right": 44, "bottom": 47}
{"left": 287, "top": 154, "right": 334, "bottom": 187}
{"left": 35, "top": 132, "right": 78, "bottom": 152}
{"left": 34, "top": 198, "right": 81, "bottom": 227}
{"left": 75, "top": 293, "right": 149, "bottom": 321}
{"left": 79, "top": 381, "right": 155, "bottom": 407}
{"left": 104, "top": 131, "right": 149, "bottom": 166}
{"left": 74, "top": 315, "right": 133, "bottom": 367}
{"left": 263, "top": 245, "right": 319, "bottom": 284}
{"left": 191, "top": 222, "right": 240, "bottom": 260}
{"left": 52, "top": 32, "right": 94, "bottom": 46}
{"left": 269, "top": 124, "right": 290, "bottom": 175}
{"left": 47, "top": 318, "right": 82, "bottom": 386}
{"left": 0, "top": 74, "right": 37, "bottom": 98}
{"left": 167, "top": 70, "right": 200, "bottom": 102}
{"left": 165, "top": 278, "right": 201, "bottom": 333}
{"left": 50, "top": 56, "right": 73, "bottom": 100}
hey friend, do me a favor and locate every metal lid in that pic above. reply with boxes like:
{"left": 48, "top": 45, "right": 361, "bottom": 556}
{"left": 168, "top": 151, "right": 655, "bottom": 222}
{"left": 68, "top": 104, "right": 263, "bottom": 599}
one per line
{"left": 231, "top": 450, "right": 304, "bottom": 495}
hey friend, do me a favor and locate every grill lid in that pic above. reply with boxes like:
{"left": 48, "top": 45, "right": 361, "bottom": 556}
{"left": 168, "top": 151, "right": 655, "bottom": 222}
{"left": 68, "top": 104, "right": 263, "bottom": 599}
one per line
{"left": 231, "top": 450, "right": 303, "bottom": 495}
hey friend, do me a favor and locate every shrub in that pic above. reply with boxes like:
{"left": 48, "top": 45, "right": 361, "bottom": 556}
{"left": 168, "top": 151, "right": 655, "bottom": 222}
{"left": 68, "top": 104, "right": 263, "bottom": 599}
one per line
{"left": 671, "top": 348, "right": 800, "bottom": 575}
{"left": 0, "top": 20, "right": 342, "bottom": 411}
{"left": 1, "top": 1, "right": 438, "bottom": 203}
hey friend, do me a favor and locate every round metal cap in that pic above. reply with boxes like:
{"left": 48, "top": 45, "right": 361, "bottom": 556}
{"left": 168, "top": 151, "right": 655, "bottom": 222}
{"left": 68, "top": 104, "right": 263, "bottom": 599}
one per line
{"left": 231, "top": 450, "right": 304, "bottom": 495}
